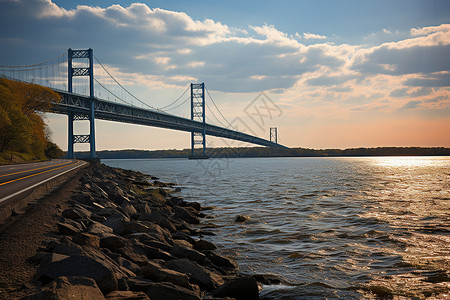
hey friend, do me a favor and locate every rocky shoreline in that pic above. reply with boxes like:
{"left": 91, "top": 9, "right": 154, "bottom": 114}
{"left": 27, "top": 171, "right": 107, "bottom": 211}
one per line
{"left": 14, "top": 162, "right": 283, "bottom": 299}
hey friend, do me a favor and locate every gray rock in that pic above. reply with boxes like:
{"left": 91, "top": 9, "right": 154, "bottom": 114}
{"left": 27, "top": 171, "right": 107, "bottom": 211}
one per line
{"left": 164, "top": 258, "right": 224, "bottom": 290}
{"left": 173, "top": 207, "right": 200, "bottom": 224}
{"left": 212, "top": 277, "right": 259, "bottom": 300}
{"left": 171, "top": 244, "right": 206, "bottom": 264}
{"left": 146, "top": 282, "right": 200, "bottom": 300}
{"left": 235, "top": 215, "right": 251, "bottom": 223}
{"left": 103, "top": 213, "right": 130, "bottom": 233}
{"left": 73, "top": 232, "right": 100, "bottom": 248}
{"left": 88, "top": 222, "right": 114, "bottom": 238}
{"left": 56, "top": 222, "right": 79, "bottom": 235}
{"left": 142, "top": 260, "right": 191, "bottom": 289}
{"left": 105, "top": 291, "right": 149, "bottom": 300}
{"left": 38, "top": 255, "right": 118, "bottom": 294}
{"left": 27, "top": 276, "right": 105, "bottom": 300}
{"left": 193, "top": 239, "right": 217, "bottom": 251}
{"left": 207, "top": 251, "right": 239, "bottom": 270}
{"left": 100, "top": 235, "right": 131, "bottom": 252}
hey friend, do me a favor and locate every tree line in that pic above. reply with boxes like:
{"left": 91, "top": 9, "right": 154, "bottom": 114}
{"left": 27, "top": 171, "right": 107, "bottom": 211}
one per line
{"left": 0, "top": 78, "right": 64, "bottom": 163}
{"left": 74, "top": 146, "right": 450, "bottom": 159}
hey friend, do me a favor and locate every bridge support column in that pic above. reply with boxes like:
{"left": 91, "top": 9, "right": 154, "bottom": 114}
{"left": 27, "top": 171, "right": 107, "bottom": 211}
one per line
{"left": 67, "top": 112, "right": 74, "bottom": 159}
{"left": 67, "top": 48, "right": 96, "bottom": 159}
{"left": 190, "top": 83, "right": 207, "bottom": 159}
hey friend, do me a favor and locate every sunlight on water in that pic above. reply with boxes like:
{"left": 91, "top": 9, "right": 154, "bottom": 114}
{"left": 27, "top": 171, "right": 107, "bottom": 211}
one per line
{"left": 104, "top": 157, "right": 450, "bottom": 299}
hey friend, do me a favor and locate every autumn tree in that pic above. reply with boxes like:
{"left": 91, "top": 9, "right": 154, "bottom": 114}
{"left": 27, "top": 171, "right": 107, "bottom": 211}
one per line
{"left": 0, "top": 78, "right": 62, "bottom": 160}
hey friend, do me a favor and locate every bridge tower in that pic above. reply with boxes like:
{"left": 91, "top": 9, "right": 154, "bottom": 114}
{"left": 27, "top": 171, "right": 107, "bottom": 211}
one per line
{"left": 270, "top": 127, "right": 278, "bottom": 144}
{"left": 190, "top": 83, "right": 208, "bottom": 159}
{"left": 67, "top": 48, "right": 96, "bottom": 159}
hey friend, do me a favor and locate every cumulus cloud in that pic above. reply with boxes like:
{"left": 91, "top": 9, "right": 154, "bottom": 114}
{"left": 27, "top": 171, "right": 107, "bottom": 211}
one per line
{"left": 303, "top": 32, "right": 327, "bottom": 39}
{"left": 0, "top": 0, "right": 448, "bottom": 115}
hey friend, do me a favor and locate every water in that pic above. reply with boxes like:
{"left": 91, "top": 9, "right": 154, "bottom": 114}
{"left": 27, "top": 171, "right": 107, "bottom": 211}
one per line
{"left": 103, "top": 156, "right": 450, "bottom": 299}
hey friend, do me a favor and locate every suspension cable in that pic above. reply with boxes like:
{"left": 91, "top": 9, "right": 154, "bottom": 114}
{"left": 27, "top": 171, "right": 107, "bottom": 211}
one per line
{"left": 94, "top": 56, "right": 161, "bottom": 111}
{"left": 159, "top": 85, "right": 190, "bottom": 110}
{"left": 205, "top": 87, "right": 236, "bottom": 129}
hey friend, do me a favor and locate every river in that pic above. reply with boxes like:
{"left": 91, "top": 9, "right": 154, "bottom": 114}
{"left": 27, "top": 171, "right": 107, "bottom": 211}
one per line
{"left": 103, "top": 156, "right": 450, "bottom": 299}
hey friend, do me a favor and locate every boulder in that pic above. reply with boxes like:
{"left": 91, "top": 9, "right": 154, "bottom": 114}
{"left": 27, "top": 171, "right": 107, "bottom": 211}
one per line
{"left": 103, "top": 213, "right": 130, "bottom": 233}
{"left": 235, "top": 215, "right": 251, "bottom": 223}
{"left": 105, "top": 291, "right": 149, "bottom": 300}
{"left": 62, "top": 206, "right": 91, "bottom": 220}
{"left": 171, "top": 244, "right": 206, "bottom": 264}
{"left": 173, "top": 207, "right": 200, "bottom": 224}
{"left": 126, "top": 278, "right": 154, "bottom": 293}
{"left": 193, "top": 239, "right": 217, "bottom": 251}
{"left": 100, "top": 235, "right": 131, "bottom": 252}
{"left": 142, "top": 261, "right": 191, "bottom": 289}
{"left": 27, "top": 276, "right": 105, "bottom": 300}
{"left": 38, "top": 253, "right": 70, "bottom": 269}
{"left": 88, "top": 222, "right": 114, "bottom": 238}
{"left": 206, "top": 251, "right": 239, "bottom": 270}
{"left": 38, "top": 255, "right": 118, "bottom": 294}
{"left": 164, "top": 258, "right": 224, "bottom": 290}
{"left": 73, "top": 232, "right": 100, "bottom": 248}
{"left": 56, "top": 222, "right": 79, "bottom": 235}
{"left": 212, "top": 277, "right": 259, "bottom": 300}
{"left": 146, "top": 282, "right": 200, "bottom": 300}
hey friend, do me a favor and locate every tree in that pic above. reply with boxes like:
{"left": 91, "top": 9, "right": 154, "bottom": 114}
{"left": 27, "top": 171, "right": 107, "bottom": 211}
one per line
{"left": 0, "top": 78, "right": 62, "bottom": 160}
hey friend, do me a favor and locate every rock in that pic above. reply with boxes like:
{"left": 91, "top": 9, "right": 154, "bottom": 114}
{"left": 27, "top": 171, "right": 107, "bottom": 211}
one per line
{"left": 73, "top": 232, "right": 100, "bottom": 248}
{"left": 119, "top": 244, "right": 150, "bottom": 266}
{"left": 62, "top": 205, "right": 92, "bottom": 220}
{"left": 103, "top": 213, "right": 130, "bottom": 233}
{"left": 172, "top": 231, "right": 196, "bottom": 245}
{"left": 182, "top": 201, "right": 202, "bottom": 211}
{"left": 142, "top": 261, "right": 191, "bottom": 289}
{"left": 27, "top": 276, "right": 105, "bottom": 300}
{"left": 100, "top": 235, "right": 131, "bottom": 252}
{"left": 105, "top": 291, "right": 150, "bottom": 300}
{"left": 38, "top": 253, "right": 70, "bottom": 269}
{"left": 173, "top": 239, "right": 193, "bottom": 249}
{"left": 206, "top": 252, "right": 239, "bottom": 270}
{"left": 146, "top": 282, "right": 200, "bottom": 300}
{"left": 138, "top": 208, "right": 176, "bottom": 232}
{"left": 212, "top": 277, "right": 259, "bottom": 300}
{"left": 123, "top": 221, "right": 172, "bottom": 244}
{"left": 56, "top": 222, "right": 79, "bottom": 235}
{"left": 126, "top": 278, "right": 154, "bottom": 292}
{"left": 173, "top": 207, "right": 200, "bottom": 224}
{"left": 139, "top": 239, "right": 172, "bottom": 253}
{"left": 121, "top": 201, "right": 138, "bottom": 217}
{"left": 88, "top": 222, "right": 114, "bottom": 238}
{"left": 38, "top": 255, "right": 118, "bottom": 294}
{"left": 193, "top": 239, "right": 217, "bottom": 251}
{"left": 116, "top": 256, "right": 141, "bottom": 274}
{"left": 235, "top": 215, "right": 251, "bottom": 223}
{"left": 171, "top": 244, "right": 206, "bottom": 264}
{"left": 164, "top": 258, "right": 224, "bottom": 290}
{"left": 251, "top": 273, "right": 289, "bottom": 285}
{"left": 141, "top": 244, "right": 175, "bottom": 261}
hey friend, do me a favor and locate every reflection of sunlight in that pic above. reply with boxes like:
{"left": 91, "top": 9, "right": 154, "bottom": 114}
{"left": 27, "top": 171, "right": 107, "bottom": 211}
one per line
{"left": 369, "top": 156, "right": 447, "bottom": 168}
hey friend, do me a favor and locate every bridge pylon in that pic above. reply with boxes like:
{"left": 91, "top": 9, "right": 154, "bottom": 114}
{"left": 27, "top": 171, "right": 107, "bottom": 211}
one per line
{"left": 189, "top": 83, "right": 208, "bottom": 159}
{"left": 67, "top": 48, "right": 96, "bottom": 159}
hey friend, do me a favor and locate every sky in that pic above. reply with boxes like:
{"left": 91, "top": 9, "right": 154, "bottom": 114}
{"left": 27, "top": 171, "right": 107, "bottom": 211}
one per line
{"left": 0, "top": 0, "right": 449, "bottom": 151}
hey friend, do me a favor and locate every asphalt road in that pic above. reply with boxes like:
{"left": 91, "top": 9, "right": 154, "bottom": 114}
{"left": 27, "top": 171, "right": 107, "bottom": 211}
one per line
{"left": 0, "top": 159, "right": 86, "bottom": 204}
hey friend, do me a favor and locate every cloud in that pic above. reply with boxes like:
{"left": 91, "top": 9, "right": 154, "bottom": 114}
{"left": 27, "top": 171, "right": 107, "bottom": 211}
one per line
{"left": 0, "top": 0, "right": 448, "bottom": 113}
{"left": 303, "top": 32, "right": 327, "bottom": 39}
{"left": 403, "top": 72, "right": 450, "bottom": 87}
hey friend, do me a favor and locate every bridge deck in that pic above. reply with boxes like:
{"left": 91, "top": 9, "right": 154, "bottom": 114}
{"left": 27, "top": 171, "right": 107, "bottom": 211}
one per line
{"left": 50, "top": 90, "right": 287, "bottom": 149}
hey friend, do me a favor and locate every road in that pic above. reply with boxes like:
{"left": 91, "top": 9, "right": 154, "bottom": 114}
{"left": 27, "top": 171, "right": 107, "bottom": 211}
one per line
{"left": 0, "top": 159, "right": 86, "bottom": 204}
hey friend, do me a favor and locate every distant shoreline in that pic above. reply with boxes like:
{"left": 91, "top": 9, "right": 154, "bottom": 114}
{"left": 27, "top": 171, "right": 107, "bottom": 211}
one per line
{"left": 72, "top": 146, "right": 450, "bottom": 160}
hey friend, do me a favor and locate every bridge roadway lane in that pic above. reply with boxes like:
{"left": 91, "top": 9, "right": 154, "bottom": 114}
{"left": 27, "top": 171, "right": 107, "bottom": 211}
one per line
{"left": 0, "top": 159, "right": 86, "bottom": 204}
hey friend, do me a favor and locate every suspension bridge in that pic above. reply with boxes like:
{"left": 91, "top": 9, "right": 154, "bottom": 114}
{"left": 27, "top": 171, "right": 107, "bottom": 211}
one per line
{"left": 0, "top": 48, "right": 287, "bottom": 159}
